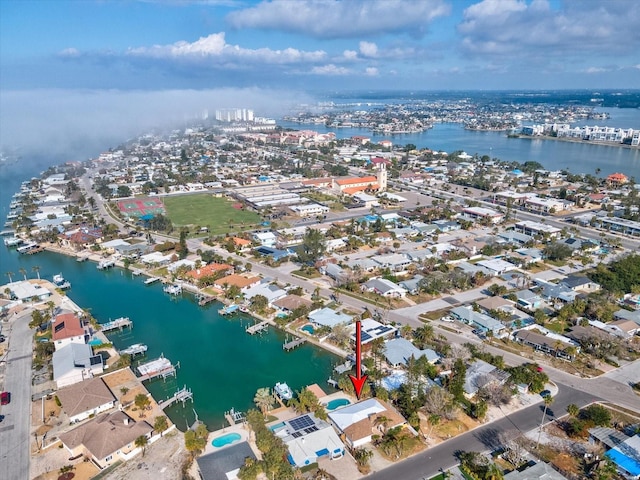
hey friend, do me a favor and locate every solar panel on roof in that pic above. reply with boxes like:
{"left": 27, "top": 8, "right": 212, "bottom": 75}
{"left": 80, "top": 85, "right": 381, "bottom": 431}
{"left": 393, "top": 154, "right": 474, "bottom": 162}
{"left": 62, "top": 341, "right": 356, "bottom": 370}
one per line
{"left": 289, "top": 415, "right": 314, "bottom": 432}
{"left": 361, "top": 332, "right": 372, "bottom": 342}
{"left": 292, "top": 431, "right": 302, "bottom": 438}
{"left": 54, "top": 322, "right": 65, "bottom": 333}
{"left": 304, "top": 426, "right": 319, "bottom": 434}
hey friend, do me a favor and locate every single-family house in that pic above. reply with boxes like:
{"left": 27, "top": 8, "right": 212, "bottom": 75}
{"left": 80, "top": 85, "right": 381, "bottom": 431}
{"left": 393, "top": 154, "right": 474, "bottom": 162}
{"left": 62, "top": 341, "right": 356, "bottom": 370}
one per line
{"left": 244, "top": 282, "right": 287, "bottom": 305}
{"left": 253, "top": 231, "right": 277, "bottom": 247}
{"left": 613, "top": 309, "right": 640, "bottom": 326}
{"left": 372, "top": 253, "right": 413, "bottom": 272}
{"left": 52, "top": 312, "right": 87, "bottom": 350}
{"left": 503, "top": 462, "right": 569, "bottom": 480}
{"left": 398, "top": 275, "right": 424, "bottom": 295}
{"left": 272, "top": 295, "right": 313, "bottom": 313}
{"left": 514, "top": 289, "right": 543, "bottom": 309}
{"left": 361, "top": 278, "right": 407, "bottom": 298}
{"left": 197, "top": 442, "right": 257, "bottom": 480}
{"left": 308, "top": 307, "right": 352, "bottom": 329}
{"left": 53, "top": 343, "right": 104, "bottom": 388}
{"left": 384, "top": 338, "right": 439, "bottom": 367}
{"left": 56, "top": 377, "right": 117, "bottom": 423}
{"left": 213, "top": 274, "right": 261, "bottom": 292}
{"left": 463, "top": 359, "right": 510, "bottom": 398}
{"left": 328, "top": 399, "right": 406, "bottom": 448}
{"left": 6, "top": 280, "right": 52, "bottom": 303}
{"left": 59, "top": 411, "right": 153, "bottom": 469}
{"left": 450, "top": 306, "right": 506, "bottom": 337}
{"left": 272, "top": 413, "right": 344, "bottom": 467}
{"left": 605, "top": 434, "right": 640, "bottom": 479}
{"left": 477, "top": 258, "right": 517, "bottom": 275}
{"left": 559, "top": 275, "right": 601, "bottom": 293}
{"left": 513, "top": 329, "right": 577, "bottom": 360}
{"left": 352, "top": 318, "right": 397, "bottom": 345}
{"left": 321, "top": 263, "right": 349, "bottom": 283}
{"left": 186, "top": 263, "right": 233, "bottom": 282}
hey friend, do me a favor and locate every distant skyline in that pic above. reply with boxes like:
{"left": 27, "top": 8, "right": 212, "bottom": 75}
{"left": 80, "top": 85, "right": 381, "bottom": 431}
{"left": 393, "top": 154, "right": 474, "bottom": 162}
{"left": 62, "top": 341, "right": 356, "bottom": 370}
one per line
{"left": 1, "top": 0, "right": 640, "bottom": 159}
{"left": 2, "top": 0, "right": 639, "bottom": 91}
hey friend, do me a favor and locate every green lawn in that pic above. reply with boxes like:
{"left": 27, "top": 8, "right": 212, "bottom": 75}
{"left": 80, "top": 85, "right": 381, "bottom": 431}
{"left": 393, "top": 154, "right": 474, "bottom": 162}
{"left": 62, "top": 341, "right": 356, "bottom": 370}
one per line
{"left": 163, "top": 194, "right": 262, "bottom": 235}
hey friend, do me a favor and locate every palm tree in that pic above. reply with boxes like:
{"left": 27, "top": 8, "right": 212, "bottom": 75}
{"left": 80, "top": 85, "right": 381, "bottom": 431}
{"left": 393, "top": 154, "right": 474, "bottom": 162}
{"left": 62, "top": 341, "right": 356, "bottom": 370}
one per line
{"left": 253, "top": 387, "right": 274, "bottom": 415}
{"left": 32, "top": 265, "right": 41, "bottom": 280}
{"left": 373, "top": 415, "right": 390, "bottom": 433}
{"left": 425, "top": 414, "right": 441, "bottom": 440}
{"left": 19, "top": 268, "right": 27, "bottom": 280}
{"left": 536, "top": 395, "right": 554, "bottom": 449}
{"left": 135, "top": 435, "right": 148, "bottom": 456}
{"left": 566, "top": 403, "right": 579, "bottom": 417}
{"left": 5, "top": 271, "right": 14, "bottom": 283}
{"left": 154, "top": 415, "right": 169, "bottom": 437}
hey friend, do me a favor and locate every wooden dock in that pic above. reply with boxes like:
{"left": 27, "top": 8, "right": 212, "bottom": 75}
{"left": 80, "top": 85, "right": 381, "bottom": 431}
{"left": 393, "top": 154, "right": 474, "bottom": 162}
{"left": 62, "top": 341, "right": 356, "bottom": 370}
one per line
{"left": 158, "top": 385, "right": 193, "bottom": 410}
{"left": 283, "top": 337, "right": 306, "bottom": 351}
{"left": 100, "top": 317, "right": 133, "bottom": 333}
{"left": 197, "top": 295, "right": 217, "bottom": 306}
{"left": 224, "top": 408, "right": 245, "bottom": 426}
{"left": 246, "top": 321, "right": 269, "bottom": 335}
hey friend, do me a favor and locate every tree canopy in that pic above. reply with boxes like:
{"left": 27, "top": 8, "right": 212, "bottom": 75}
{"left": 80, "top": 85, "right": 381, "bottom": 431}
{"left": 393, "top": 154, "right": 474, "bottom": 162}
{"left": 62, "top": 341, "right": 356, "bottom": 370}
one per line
{"left": 297, "top": 228, "right": 326, "bottom": 265}
{"left": 588, "top": 253, "right": 640, "bottom": 294}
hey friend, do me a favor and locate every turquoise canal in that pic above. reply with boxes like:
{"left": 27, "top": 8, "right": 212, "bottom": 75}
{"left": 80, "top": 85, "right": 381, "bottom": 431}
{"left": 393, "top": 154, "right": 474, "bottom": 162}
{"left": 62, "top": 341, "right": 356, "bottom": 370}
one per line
{"left": 2, "top": 249, "right": 338, "bottom": 430}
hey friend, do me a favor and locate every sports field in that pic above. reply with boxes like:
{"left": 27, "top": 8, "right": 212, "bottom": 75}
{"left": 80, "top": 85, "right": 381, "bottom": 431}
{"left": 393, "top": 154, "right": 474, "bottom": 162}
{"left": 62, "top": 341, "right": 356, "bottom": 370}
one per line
{"left": 163, "top": 194, "right": 261, "bottom": 235}
{"left": 117, "top": 197, "right": 165, "bottom": 218}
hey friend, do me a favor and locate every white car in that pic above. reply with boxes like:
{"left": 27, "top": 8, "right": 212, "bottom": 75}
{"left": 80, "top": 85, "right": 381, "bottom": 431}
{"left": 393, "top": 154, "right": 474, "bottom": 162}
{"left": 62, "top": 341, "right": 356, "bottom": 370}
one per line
{"left": 441, "top": 316, "right": 454, "bottom": 322}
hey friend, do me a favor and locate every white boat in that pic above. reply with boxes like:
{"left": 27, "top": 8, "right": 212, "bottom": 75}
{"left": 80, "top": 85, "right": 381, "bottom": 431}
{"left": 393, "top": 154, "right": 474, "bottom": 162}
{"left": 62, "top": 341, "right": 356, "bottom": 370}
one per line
{"left": 97, "top": 259, "right": 115, "bottom": 270}
{"left": 119, "top": 343, "right": 148, "bottom": 356}
{"left": 132, "top": 270, "right": 142, "bottom": 276}
{"left": 52, "top": 273, "right": 71, "bottom": 290}
{"left": 163, "top": 284, "right": 182, "bottom": 295}
{"left": 3, "top": 237, "right": 23, "bottom": 247}
{"left": 144, "top": 277, "right": 160, "bottom": 285}
{"left": 274, "top": 382, "right": 294, "bottom": 401}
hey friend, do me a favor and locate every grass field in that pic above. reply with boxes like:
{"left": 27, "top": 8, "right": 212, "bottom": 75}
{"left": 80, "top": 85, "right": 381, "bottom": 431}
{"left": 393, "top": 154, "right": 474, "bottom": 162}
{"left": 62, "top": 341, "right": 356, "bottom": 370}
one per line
{"left": 163, "top": 194, "right": 262, "bottom": 235}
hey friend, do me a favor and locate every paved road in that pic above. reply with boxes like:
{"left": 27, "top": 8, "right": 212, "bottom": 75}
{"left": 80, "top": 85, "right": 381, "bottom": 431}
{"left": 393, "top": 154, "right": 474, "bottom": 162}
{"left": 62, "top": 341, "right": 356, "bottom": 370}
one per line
{"left": 0, "top": 309, "right": 34, "bottom": 480}
{"left": 367, "top": 383, "right": 597, "bottom": 480}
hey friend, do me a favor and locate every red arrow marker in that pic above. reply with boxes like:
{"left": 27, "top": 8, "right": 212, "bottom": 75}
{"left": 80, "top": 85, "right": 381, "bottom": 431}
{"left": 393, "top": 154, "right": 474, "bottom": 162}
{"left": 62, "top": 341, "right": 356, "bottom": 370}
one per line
{"left": 349, "top": 319, "right": 368, "bottom": 399}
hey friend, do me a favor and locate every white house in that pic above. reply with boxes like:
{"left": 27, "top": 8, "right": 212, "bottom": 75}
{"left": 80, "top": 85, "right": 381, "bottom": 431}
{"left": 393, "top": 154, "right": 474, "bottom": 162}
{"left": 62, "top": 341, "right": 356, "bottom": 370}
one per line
{"left": 53, "top": 343, "right": 104, "bottom": 388}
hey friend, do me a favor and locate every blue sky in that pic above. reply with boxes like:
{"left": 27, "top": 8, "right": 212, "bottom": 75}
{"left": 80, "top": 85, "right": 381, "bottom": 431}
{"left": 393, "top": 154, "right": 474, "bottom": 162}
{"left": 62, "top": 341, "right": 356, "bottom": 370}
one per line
{"left": 2, "top": 0, "right": 639, "bottom": 91}
{"left": 1, "top": 0, "right": 639, "bottom": 158}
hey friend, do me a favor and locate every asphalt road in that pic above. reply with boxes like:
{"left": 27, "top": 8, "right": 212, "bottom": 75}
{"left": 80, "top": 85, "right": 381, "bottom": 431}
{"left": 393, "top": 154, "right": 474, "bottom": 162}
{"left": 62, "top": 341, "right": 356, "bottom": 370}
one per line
{"left": 0, "top": 309, "right": 34, "bottom": 480}
{"left": 366, "top": 383, "right": 597, "bottom": 480}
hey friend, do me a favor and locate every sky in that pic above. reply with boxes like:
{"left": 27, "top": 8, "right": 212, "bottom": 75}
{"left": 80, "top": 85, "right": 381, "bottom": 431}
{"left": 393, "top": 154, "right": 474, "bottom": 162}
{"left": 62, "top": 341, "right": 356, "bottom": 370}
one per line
{"left": 1, "top": 0, "right": 639, "bottom": 157}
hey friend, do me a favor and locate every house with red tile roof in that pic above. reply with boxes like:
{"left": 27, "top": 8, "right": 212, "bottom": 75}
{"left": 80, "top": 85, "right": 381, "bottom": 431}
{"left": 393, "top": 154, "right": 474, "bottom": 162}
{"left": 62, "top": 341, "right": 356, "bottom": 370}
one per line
{"left": 606, "top": 172, "right": 628, "bottom": 186}
{"left": 186, "top": 263, "right": 233, "bottom": 281}
{"left": 52, "top": 313, "right": 87, "bottom": 351}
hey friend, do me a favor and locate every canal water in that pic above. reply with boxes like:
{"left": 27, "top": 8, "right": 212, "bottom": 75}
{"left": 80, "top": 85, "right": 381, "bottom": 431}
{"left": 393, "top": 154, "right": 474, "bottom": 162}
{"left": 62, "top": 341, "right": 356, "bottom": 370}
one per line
{"left": 2, "top": 105, "right": 640, "bottom": 428}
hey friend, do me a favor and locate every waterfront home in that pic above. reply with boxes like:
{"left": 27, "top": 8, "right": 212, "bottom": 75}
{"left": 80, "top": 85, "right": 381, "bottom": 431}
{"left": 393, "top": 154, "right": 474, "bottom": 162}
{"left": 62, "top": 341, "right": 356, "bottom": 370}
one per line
{"left": 213, "top": 274, "right": 260, "bottom": 292}
{"left": 328, "top": 398, "right": 406, "bottom": 448}
{"left": 197, "top": 442, "right": 257, "bottom": 480}
{"left": 56, "top": 377, "right": 116, "bottom": 423}
{"left": 463, "top": 359, "right": 510, "bottom": 398}
{"left": 59, "top": 410, "right": 153, "bottom": 469}
{"left": 167, "top": 258, "right": 196, "bottom": 274}
{"left": 186, "top": 263, "right": 233, "bottom": 282}
{"left": 52, "top": 312, "right": 88, "bottom": 350}
{"left": 243, "top": 282, "right": 287, "bottom": 305}
{"left": 308, "top": 307, "right": 352, "bottom": 329}
{"left": 361, "top": 278, "right": 407, "bottom": 298}
{"left": 351, "top": 318, "right": 397, "bottom": 345}
{"left": 139, "top": 251, "right": 173, "bottom": 266}
{"left": 5, "top": 280, "right": 52, "bottom": 303}
{"left": 272, "top": 295, "right": 313, "bottom": 314}
{"left": 53, "top": 343, "right": 104, "bottom": 388}
{"left": 383, "top": 338, "right": 439, "bottom": 367}
{"left": 58, "top": 227, "right": 103, "bottom": 251}
{"left": 272, "top": 413, "right": 345, "bottom": 468}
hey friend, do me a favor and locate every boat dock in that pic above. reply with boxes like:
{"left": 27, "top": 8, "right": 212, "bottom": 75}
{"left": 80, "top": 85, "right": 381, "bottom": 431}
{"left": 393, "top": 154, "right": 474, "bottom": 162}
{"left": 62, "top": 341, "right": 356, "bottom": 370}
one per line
{"left": 224, "top": 407, "right": 245, "bottom": 426}
{"left": 158, "top": 385, "right": 193, "bottom": 410}
{"left": 137, "top": 356, "right": 178, "bottom": 382}
{"left": 76, "top": 254, "right": 89, "bottom": 262}
{"left": 219, "top": 304, "right": 239, "bottom": 315}
{"left": 100, "top": 317, "right": 133, "bottom": 333}
{"left": 3, "top": 237, "right": 23, "bottom": 247}
{"left": 283, "top": 337, "right": 306, "bottom": 351}
{"left": 97, "top": 259, "right": 115, "bottom": 270}
{"left": 119, "top": 343, "right": 147, "bottom": 357}
{"left": 163, "top": 284, "right": 182, "bottom": 295}
{"left": 198, "top": 295, "right": 216, "bottom": 306}
{"left": 334, "top": 360, "right": 353, "bottom": 375}
{"left": 144, "top": 277, "right": 160, "bottom": 285}
{"left": 246, "top": 321, "right": 269, "bottom": 335}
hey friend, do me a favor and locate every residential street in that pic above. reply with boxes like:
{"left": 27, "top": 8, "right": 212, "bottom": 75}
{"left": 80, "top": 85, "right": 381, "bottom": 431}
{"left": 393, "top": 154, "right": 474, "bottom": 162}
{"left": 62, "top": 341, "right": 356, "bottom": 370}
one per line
{"left": 0, "top": 308, "right": 34, "bottom": 480}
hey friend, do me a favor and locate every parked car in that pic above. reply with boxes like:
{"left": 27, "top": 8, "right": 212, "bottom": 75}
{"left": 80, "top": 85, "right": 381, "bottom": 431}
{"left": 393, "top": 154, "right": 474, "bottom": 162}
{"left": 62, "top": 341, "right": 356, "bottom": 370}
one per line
{"left": 540, "top": 390, "right": 551, "bottom": 398}
{"left": 0, "top": 391, "right": 10, "bottom": 405}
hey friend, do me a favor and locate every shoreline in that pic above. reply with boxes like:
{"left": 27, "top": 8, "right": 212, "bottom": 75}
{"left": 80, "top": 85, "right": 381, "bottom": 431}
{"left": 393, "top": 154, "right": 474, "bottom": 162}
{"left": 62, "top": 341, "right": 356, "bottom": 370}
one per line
{"left": 511, "top": 133, "right": 640, "bottom": 150}
{"left": 40, "top": 241, "right": 350, "bottom": 360}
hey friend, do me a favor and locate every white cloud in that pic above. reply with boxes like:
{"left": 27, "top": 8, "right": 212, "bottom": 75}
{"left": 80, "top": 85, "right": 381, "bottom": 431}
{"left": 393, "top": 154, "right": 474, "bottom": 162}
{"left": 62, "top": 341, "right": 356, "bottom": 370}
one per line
{"left": 365, "top": 67, "right": 379, "bottom": 76}
{"left": 458, "top": 0, "right": 640, "bottom": 58}
{"left": 585, "top": 67, "right": 607, "bottom": 74}
{"left": 310, "top": 64, "right": 351, "bottom": 75}
{"left": 58, "top": 48, "right": 81, "bottom": 58}
{"left": 126, "top": 32, "right": 326, "bottom": 65}
{"left": 343, "top": 50, "right": 358, "bottom": 60}
{"left": 226, "top": 0, "right": 450, "bottom": 39}
{"left": 359, "top": 41, "right": 378, "bottom": 58}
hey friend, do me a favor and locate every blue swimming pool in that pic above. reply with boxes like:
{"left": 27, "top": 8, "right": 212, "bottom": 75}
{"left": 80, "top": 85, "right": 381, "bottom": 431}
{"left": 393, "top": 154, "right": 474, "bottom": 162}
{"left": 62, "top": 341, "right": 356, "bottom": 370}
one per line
{"left": 212, "top": 432, "right": 241, "bottom": 448}
{"left": 326, "top": 398, "right": 350, "bottom": 410}
{"left": 88, "top": 338, "right": 103, "bottom": 346}
{"left": 301, "top": 325, "right": 315, "bottom": 334}
{"left": 269, "top": 421, "right": 286, "bottom": 431}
